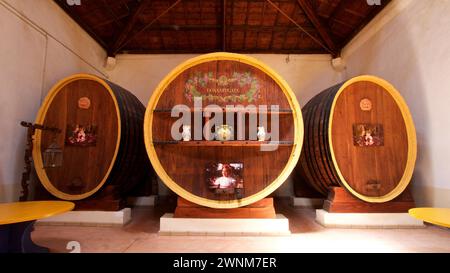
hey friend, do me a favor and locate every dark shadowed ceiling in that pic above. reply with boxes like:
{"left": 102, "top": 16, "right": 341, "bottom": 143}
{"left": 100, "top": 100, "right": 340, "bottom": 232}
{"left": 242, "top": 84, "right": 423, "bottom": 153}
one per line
{"left": 54, "top": 0, "right": 391, "bottom": 56}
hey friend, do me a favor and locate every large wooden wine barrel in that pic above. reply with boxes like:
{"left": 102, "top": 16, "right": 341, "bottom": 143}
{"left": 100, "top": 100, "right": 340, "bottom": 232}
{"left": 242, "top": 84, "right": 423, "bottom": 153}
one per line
{"left": 144, "top": 53, "right": 304, "bottom": 208}
{"left": 33, "top": 74, "right": 151, "bottom": 200}
{"left": 296, "top": 75, "right": 417, "bottom": 203}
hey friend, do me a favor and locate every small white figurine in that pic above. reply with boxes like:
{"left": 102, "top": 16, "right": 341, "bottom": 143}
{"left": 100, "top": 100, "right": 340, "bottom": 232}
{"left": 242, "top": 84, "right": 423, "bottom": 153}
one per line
{"left": 257, "top": 126, "right": 266, "bottom": 141}
{"left": 182, "top": 125, "right": 191, "bottom": 141}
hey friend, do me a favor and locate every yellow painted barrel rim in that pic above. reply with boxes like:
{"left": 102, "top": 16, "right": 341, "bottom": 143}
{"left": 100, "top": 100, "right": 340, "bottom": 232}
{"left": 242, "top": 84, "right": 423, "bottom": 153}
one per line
{"left": 33, "top": 74, "right": 121, "bottom": 201}
{"left": 328, "top": 75, "right": 417, "bottom": 203}
{"left": 144, "top": 52, "right": 304, "bottom": 208}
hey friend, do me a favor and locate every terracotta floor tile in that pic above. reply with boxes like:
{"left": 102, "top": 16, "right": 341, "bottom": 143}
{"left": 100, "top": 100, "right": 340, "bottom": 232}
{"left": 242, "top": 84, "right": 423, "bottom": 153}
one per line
{"left": 32, "top": 199, "right": 450, "bottom": 253}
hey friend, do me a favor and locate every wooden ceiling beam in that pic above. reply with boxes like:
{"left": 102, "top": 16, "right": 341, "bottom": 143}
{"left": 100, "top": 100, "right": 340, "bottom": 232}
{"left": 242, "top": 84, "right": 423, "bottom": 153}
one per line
{"left": 120, "top": 48, "right": 326, "bottom": 54}
{"left": 331, "top": 18, "right": 354, "bottom": 29}
{"left": 77, "top": 0, "right": 130, "bottom": 18}
{"left": 92, "top": 14, "right": 130, "bottom": 29}
{"left": 340, "top": 0, "right": 391, "bottom": 48}
{"left": 297, "top": 0, "right": 338, "bottom": 56}
{"left": 328, "top": 0, "right": 350, "bottom": 23}
{"left": 55, "top": 0, "right": 389, "bottom": 56}
{"left": 182, "top": 1, "right": 194, "bottom": 50}
{"left": 101, "top": 0, "right": 124, "bottom": 29}
{"left": 266, "top": 0, "right": 335, "bottom": 55}
{"left": 125, "top": 24, "right": 316, "bottom": 32}
{"left": 243, "top": 0, "right": 249, "bottom": 49}
{"left": 264, "top": 1, "right": 276, "bottom": 50}
{"left": 108, "top": 0, "right": 151, "bottom": 56}
{"left": 54, "top": 0, "right": 108, "bottom": 49}
{"left": 159, "top": 26, "right": 166, "bottom": 50}
{"left": 256, "top": 1, "right": 267, "bottom": 49}
{"left": 113, "top": 0, "right": 183, "bottom": 55}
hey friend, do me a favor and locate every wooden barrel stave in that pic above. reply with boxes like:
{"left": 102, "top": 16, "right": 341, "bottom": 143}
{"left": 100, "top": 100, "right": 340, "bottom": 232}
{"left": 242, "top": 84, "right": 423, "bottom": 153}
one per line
{"left": 306, "top": 93, "right": 329, "bottom": 193}
{"left": 107, "top": 80, "right": 149, "bottom": 193}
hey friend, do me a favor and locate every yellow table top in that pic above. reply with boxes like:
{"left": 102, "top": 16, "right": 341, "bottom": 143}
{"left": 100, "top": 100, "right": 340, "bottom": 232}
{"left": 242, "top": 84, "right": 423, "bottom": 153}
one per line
{"left": 409, "top": 208, "right": 450, "bottom": 228}
{"left": 0, "top": 201, "right": 74, "bottom": 225}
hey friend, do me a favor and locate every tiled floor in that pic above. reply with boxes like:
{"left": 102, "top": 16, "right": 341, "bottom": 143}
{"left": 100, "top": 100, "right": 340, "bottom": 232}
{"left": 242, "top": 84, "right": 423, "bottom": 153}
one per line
{"left": 32, "top": 199, "right": 450, "bottom": 253}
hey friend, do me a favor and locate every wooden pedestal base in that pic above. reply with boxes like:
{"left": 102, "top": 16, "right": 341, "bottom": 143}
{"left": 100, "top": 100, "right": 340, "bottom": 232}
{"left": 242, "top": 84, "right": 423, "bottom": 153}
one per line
{"left": 174, "top": 198, "right": 276, "bottom": 219}
{"left": 324, "top": 187, "right": 416, "bottom": 213}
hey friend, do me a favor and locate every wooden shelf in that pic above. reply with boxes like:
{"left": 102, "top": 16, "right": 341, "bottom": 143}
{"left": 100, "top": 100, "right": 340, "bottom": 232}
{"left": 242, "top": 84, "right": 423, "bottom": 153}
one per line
{"left": 153, "top": 108, "right": 293, "bottom": 115}
{"left": 153, "top": 140, "right": 294, "bottom": 147}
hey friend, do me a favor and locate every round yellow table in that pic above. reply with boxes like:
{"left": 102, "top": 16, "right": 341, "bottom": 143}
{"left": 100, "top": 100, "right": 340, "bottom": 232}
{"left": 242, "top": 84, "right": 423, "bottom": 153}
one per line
{"left": 409, "top": 208, "right": 450, "bottom": 228}
{"left": 0, "top": 201, "right": 74, "bottom": 253}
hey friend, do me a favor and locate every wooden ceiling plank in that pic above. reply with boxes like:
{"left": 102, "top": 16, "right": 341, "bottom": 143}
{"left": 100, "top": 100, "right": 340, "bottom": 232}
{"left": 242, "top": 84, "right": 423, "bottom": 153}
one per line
{"left": 199, "top": 0, "right": 205, "bottom": 49}
{"left": 114, "top": 0, "right": 182, "bottom": 54}
{"left": 297, "top": 0, "right": 337, "bottom": 55}
{"left": 327, "top": 0, "right": 349, "bottom": 23}
{"left": 331, "top": 18, "right": 354, "bottom": 29}
{"left": 159, "top": 27, "right": 166, "bottom": 50}
{"left": 54, "top": 0, "right": 108, "bottom": 49}
{"left": 76, "top": 1, "right": 125, "bottom": 19}
{"left": 254, "top": 1, "right": 267, "bottom": 50}
{"left": 243, "top": 1, "right": 250, "bottom": 49}
{"left": 121, "top": 48, "right": 325, "bottom": 54}
{"left": 236, "top": 24, "right": 316, "bottom": 32}
{"left": 90, "top": 0, "right": 132, "bottom": 29}
{"left": 171, "top": 3, "right": 179, "bottom": 50}
{"left": 101, "top": 0, "right": 123, "bottom": 29}
{"left": 281, "top": 4, "right": 298, "bottom": 49}
{"left": 340, "top": 0, "right": 391, "bottom": 48}
{"left": 229, "top": 0, "right": 235, "bottom": 50}
{"left": 109, "top": 0, "right": 151, "bottom": 56}
{"left": 346, "top": 8, "right": 366, "bottom": 18}
{"left": 266, "top": 1, "right": 278, "bottom": 50}
{"left": 182, "top": 1, "right": 194, "bottom": 50}
{"left": 222, "top": 0, "right": 227, "bottom": 51}
{"left": 266, "top": 0, "right": 334, "bottom": 55}
{"left": 135, "top": 24, "right": 315, "bottom": 32}
{"left": 92, "top": 13, "right": 130, "bottom": 29}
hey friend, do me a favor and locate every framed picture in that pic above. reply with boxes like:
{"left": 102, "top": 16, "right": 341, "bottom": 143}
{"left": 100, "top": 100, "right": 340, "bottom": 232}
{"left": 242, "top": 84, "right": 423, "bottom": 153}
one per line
{"left": 66, "top": 124, "right": 97, "bottom": 147}
{"left": 353, "top": 123, "right": 384, "bottom": 147}
{"left": 206, "top": 163, "right": 244, "bottom": 196}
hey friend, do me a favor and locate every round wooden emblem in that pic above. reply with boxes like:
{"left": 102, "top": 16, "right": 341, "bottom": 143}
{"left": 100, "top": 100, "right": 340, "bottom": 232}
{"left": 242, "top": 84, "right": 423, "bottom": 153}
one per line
{"left": 78, "top": 97, "right": 91, "bottom": 109}
{"left": 360, "top": 98, "right": 372, "bottom": 111}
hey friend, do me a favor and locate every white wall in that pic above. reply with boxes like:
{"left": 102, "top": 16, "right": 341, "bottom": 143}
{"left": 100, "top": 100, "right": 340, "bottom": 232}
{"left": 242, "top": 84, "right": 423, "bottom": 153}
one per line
{"left": 342, "top": 0, "right": 450, "bottom": 207}
{"left": 108, "top": 54, "right": 341, "bottom": 107}
{"left": 0, "top": 0, "right": 107, "bottom": 202}
{"left": 109, "top": 54, "right": 341, "bottom": 196}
